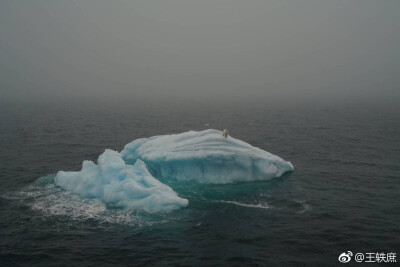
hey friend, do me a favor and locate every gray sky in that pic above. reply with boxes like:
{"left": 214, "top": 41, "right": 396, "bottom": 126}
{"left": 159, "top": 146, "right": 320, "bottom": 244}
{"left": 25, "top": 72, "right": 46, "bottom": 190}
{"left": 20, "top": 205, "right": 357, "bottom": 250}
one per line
{"left": 1, "top": 0, "right": 399, "bottom": 106}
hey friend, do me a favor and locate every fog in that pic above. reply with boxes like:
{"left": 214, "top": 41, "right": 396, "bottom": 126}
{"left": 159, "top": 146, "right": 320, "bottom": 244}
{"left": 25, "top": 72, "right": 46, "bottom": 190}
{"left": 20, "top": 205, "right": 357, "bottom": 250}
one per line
{"left": 1, "top": 0, "right": 399, "bottom": 107}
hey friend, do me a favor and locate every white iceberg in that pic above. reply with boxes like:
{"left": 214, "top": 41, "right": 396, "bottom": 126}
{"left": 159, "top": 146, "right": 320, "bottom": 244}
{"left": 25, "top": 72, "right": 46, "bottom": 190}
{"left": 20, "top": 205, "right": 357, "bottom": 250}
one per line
{"left": 55, "top": 129, "right": 293, "bottom": 213}
{"left": 121, "top": 129, "right": 293, "bottom": 184}
{"left": 55, "top": 149, "right": 189, "bottom": 213}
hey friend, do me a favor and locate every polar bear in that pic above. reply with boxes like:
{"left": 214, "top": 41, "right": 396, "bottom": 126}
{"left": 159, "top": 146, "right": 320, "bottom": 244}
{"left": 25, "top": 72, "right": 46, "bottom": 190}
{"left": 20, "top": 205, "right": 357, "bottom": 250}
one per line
{"left": 222, "top": 129, "right": 228, "bottom": 138}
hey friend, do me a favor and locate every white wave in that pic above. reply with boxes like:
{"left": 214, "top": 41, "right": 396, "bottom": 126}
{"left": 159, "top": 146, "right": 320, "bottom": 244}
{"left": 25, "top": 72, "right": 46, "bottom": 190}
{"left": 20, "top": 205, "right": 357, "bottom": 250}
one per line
{"left": 216, "top": 200, "right": 270, "bottom": 210}
{"left": 298, "top": 203, "right": 313, "bottom": 214}
{"left": 6, "top": 182, "right": 154, "bottom": 227}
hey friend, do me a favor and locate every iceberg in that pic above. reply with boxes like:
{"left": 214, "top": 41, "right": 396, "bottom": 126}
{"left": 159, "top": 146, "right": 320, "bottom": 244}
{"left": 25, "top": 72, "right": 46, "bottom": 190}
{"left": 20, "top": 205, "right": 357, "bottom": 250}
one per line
{"left": 55, "top": 129, "right": 293, "bottom": 213}
{"left": 121, "top": 129, "right": 294, "bottom": 184}
{"left": 55, "top": 149, "right": 189, "bottom": 213}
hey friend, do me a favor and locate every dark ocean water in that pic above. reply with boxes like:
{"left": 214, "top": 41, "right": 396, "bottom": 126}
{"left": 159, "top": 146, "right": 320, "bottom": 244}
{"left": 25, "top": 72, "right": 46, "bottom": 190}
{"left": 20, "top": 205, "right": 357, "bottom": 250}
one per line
{"left": 0, "top": 102, "right": 399, "bottom": 266}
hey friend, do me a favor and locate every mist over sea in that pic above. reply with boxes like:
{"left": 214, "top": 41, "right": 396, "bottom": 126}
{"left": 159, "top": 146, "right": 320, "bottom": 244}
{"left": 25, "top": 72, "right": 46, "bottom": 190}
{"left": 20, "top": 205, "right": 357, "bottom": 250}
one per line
{"left": 1, "top": 0, "right": 399, "bottom": 265}
{"left": 0, "top": 101, "right": 399, "bottom": 266}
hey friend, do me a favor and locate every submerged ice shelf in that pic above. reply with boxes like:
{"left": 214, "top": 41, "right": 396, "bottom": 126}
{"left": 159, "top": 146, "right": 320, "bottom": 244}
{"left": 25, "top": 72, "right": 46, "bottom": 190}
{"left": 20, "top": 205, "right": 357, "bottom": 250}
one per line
{"left": 55, "top": 129, "right": 293, "bottom": 212}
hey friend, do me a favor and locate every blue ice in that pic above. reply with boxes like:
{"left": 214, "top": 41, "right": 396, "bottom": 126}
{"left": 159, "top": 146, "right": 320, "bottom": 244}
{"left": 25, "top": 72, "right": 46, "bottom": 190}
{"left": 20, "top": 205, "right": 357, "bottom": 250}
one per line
{"left": 55, "top": 149, "right": 189, "bottom": 213}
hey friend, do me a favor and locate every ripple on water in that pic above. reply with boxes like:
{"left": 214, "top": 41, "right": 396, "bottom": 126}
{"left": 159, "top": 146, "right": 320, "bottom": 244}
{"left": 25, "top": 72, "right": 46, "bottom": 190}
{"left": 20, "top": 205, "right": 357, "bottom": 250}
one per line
{"left": 3, "top": 175, "right": 175, "bottom": 228}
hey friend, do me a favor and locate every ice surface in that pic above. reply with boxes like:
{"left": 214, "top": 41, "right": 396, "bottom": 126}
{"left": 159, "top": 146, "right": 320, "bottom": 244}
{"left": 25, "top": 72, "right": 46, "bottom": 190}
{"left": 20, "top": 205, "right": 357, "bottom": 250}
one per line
{"left": 55, "top": 149, "right": 189, "bottom": 213}
{"left": 55, "top": 129, "right": 293, "bottom": 213}
{"left": 121, "top": 129, "right": 294, "bottom": 184}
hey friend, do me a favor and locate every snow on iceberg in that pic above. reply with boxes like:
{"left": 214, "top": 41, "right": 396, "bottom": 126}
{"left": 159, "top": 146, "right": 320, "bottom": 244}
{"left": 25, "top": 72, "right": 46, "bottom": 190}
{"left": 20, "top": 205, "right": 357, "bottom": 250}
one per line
{"left": 121, "top": 129, "right": 294, "bottom": 184}
{"left": 54, "top": 149, "right": 189, "bottom": 213}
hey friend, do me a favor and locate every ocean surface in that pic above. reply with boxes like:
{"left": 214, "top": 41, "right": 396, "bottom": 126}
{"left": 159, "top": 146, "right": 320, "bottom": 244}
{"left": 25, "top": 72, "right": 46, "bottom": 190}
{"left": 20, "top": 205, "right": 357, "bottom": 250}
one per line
{"left": 0, "top": 102, "right": 399, "bottom": 266}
